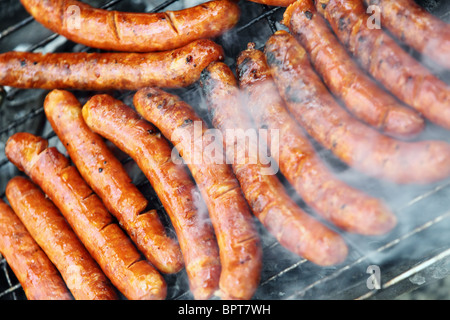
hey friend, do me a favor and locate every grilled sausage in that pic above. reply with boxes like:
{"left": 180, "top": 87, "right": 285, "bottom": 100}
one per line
{"left": 237, "top": 44, "right": 397, "bottom": 235}
{"left": 5, "top": 176, "right": 118, "bottom": 300}
{"left": 82, "top": 94, "right": 221, "bottom": 300}
{"left": 314, "top": 0, "right": 450, "bottom": 130}
{"left": 20, "top": 0, "right": 240, "bottom": 52}
{"left": 0, "top": 39, "right": 224, "bottom": 91}
{"left": 200, "top": 61, "right": 348, "bottom": 263}
{"left": 0, "top": 198, "right": 72, "bottom": 300}
{"left": 363, "top": 0, "right": 450, "bottom": 69}
{"left": 264, "top": 30, "right": 450, "bottom": 185}
{"left": 282, "top": 1, "right": 424, "bottom": 139}
{"left": 133, "top": 87, "right": 262, "bottom": 300}
{"left": 5, "top": 132, "right": 167, "bottom": 300}
{"left": 44, "top": 89, "right": 183, "bottom": 275}
{"left": 245, "top": 0, "right": 296, "bottom": 6}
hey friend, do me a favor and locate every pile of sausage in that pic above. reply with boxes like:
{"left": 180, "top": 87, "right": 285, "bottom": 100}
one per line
{"left": 0, "top": 0, "right": 449, "bottom": 300}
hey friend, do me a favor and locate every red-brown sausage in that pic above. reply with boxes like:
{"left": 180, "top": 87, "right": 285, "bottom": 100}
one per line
{"left": 282, "top": 1, "right": 424, "bottom": 139}
{"left": 20, "top": 0, "right": 240, "bottom": 52}
{"left": 314, "top": 0, "right": 450, "bottom": 130}
{"left": 82, "top": 94, "right": 221, "bottom": 300}
{"left": 200, "top": 61, "right": 348, "bottom": 263}
{"left": 363, "top": 0, "right": 450, "bottom": 69}
{"left": 0, "top": 39, "right": 224, "bottom": 91}
{"left": 245, "top": 0, "right": 296, "bottom": 6}
{"left": 5, "top": 176, "right": 118, "bottom": 300}
{"left": 44, "top": 89, "right": 183, "bottom": 275}
{"left": 133, "top": 87, "right": 262, "bottom": 300}
{"left": 237, "top": 44, "right": 397, "bottom": 235}
{"left": 0, "top": 198, "right": 72, "bottom": 300}
{"left": 264, "top": 30, "right": 450, "bottom": 185}
{"left": 5, "top": 132, "right": 167, "bottom": 300}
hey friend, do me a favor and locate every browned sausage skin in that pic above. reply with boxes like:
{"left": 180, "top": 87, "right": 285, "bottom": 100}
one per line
{"left": 199, "top": 61, "right": 348, "bottom": 264}
{"left": 314, "top": 0, "right": 450, "bottom": 130}
{"left": 82, "top": 94, "right": 221, "bottom": 300}
{"left": 282, "top": 1, "right": 424, "bottom": 139}
{"left": 5, "top": 132, "right": 167, "bottom": 300}
{"left": 133, "top": 87, "right": 262, "bottom": 300}
{"left": 0, "top": 198, "right": 73, "bottom": 300}
{"left": 44, "top": 89, "right": 184, "bottom": 275}
{"left": 6, "top": 176, "right": 118, "bottom": 300}
{"left": 20, "top": 0, "right": 240, "bottom": 52}
{"left": 363, "top": 0, "right": 450, "bottom": 69}
{"left": 264, "top": 30, "right": 450, "bottom": 185}
{"left": 237, "top": 44, "right": 397, "bottom": 236}
{"left": 0, "top": 39, "right": 224, "bottom": 90}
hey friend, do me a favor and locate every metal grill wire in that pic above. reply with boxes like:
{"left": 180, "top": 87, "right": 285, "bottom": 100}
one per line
{"left": 0, "top": 0, "right": 450, "bottom": 300}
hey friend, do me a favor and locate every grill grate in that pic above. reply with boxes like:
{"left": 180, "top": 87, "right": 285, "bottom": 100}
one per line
{"left": 1, "top": 0, "right": 450, "bottom": 300}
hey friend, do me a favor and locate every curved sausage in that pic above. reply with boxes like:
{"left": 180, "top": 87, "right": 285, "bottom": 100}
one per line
{"left": 237, "top": 44, "right": 397, "bottom": 235}
{"left": 44, "top": 89, "right": 183, "bottom": 275}
{"left": 314, "top": 0, "right": 450, "bottom": 130}
{"left": 264, "top": 30, "right": 450, "bottom": 185}
{"left": 0, "top": 39, "right": 224, "bottom": 91}
{"left": 20, "top": 0, "right": 240, "bottom": 52}
{"left": 133, "top": 87, "right": 262, "bottom": 300}
{"left": 0, "top": 198, "right": 72, "bottom": 300}
{"left": 200, "top": 61, "right": 348, "bottom": 263}
{"left": 82, "top": 94, "right": 221, "bottom": 300}
{"left": 5, "top": 176, "right": 118, "bottom": 300}
{"left": 282, "top": 1, "right": 424, "bottom": 139}
{"left": 5, "top": 132, "right": 167, "bottom": 300}
{"left": 363, "top": 0, "right": 450, "bottom": 69}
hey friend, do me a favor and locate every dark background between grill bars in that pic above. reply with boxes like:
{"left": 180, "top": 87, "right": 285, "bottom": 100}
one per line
{"left": 1, "top": 0, "right": 450, "bottom": 300}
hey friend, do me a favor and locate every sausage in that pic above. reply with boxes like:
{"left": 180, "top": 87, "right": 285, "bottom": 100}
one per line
{"left": 200, "top": 61, "right": 348, "bottom": 263}
{"left": 264, "top": 30, "right": 450, "bottom": 185}
{"left": 0, "top": 39, "right": 224, "bottom": 91}
{"left": 237, "top": 44, "right": 397, "bottom": 235}
{"left": 282, "top": 1, "right": 424, "bottom": 140}
{"left": 20, "top": 0, "right": 240, "bottom": 52}
{"left": 245, "top": 0, "right": 296, "bottom": 6}
{"left": 314, "top": 0, "right": 450, "bottom": 130}
{"left": 44, "top": 89, "right": 183, "bottom": 275}
{"left": 5, "top": 176, "right": 118, "bottom": 300}
{"left": 5, "top": 132, "right": 167, "bottom": 300}
{"left": 82, "top": 94, "right": 221, "bottom": 300}
{"left": 133, "top": 87, "right": 262, "bottom": 300}
{"left": 0, "top": 198, "right": 72, "bottom": 300}
{"left": 363, "top": 0, "right": 450, "bottom": 69}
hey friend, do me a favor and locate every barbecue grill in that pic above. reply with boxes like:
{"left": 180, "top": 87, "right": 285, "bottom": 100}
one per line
{"left": 1, "top": 0, "right": 450, "bottom": 300}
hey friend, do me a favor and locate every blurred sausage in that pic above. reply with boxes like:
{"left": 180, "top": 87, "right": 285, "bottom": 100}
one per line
{"left": 0, "top": 198, "right": 72, "bottom": 300}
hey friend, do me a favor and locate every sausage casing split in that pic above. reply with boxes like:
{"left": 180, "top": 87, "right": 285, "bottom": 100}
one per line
{"left": 363, "top": 0, "right": 450, "bottom": 69}
{"left": 44, "top": 89, "right": 183, "bottom": 275}
{"left": 20, "top": 0, "right": 240, "bottom": 52}
{"left": 133, "top": 87, "right": 262, "bottom": 300}
{"left": 314, "top": 0, "right": 450, "bottom": 130}
{"left": 82, "top": 94, "right": 221, "bottom": 300}
{"left": 0, "top": 39, "right": 224, "bottom": 91}
{"left": 0, "top": 198, "right": 72, "bottom": 300}
{"left": 200, "top": 61, "right": 348, "bottom": 264}
{"left": 5, "top": 176, "right": 118, "bottom": 300}
{"left": 5, "top": 132, "right": 167, "bottom": 300}
{"left": 264, "top": 30, "right": 450, "bottom": 185}
{"left": 237, "top": 44, "right": 397, "bottom": 236}
{"left": 282, "top": 1, "right": 424, "bottom": 139}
